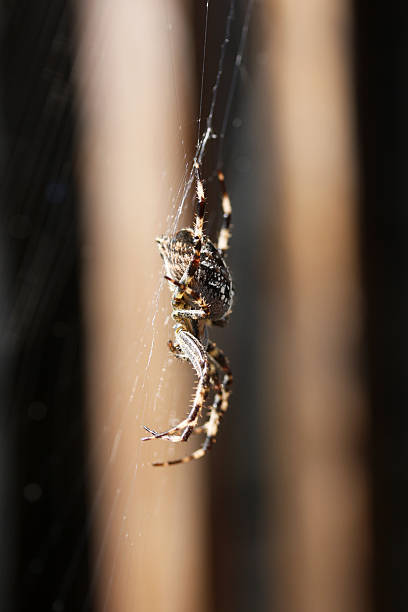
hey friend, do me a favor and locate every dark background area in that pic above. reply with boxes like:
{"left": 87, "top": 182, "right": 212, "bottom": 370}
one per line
{"left": 354, "top": 4, "right": 408, "bottom": 612}
{"left": 2, "top": 2, "right": 90, "bottom": 610}
{"left": 1, "top": 1, "right": 408, "bottom": 611}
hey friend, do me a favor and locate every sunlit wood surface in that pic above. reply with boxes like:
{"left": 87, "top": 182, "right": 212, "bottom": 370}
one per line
{"left": 263, "top": 1, "right": 370, "bottom": 611}
{"left": 76, "top": 3, "right": 209, "bottom": 611}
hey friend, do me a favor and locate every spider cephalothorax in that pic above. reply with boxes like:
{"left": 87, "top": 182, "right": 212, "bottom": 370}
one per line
{"left": 142, "top": 163, "right": 233, "bottom": 466}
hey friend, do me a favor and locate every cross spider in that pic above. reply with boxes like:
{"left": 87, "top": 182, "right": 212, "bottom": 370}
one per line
{"left": 142, "top": 161, "right": 233, "bottom": 466}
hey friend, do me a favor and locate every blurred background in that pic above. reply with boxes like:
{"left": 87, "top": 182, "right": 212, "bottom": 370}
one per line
{"left": 1, "top": 1, "right": 407, "bottom": 611}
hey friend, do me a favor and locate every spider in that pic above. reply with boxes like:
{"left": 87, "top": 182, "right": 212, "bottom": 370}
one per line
{"left": 142, "top": 161, "right": 233, "bottom": 466}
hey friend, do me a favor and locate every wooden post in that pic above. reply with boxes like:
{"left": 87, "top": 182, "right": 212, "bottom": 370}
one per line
{"left": 76, "top": 3, "right": 209, "bottom": 611}
{"left": 263, "top": 2, "right": 370, "bottom": 611}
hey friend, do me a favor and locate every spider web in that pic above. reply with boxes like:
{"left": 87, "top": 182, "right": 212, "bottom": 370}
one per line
{"left": 55, "top": 2, "right": 254, "bottom": 609}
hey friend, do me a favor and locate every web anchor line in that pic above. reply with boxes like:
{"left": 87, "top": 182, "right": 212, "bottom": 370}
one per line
{"left": 182, "top": 0, "right": 236, "bottom": 209}
{"left": 196, "top": 125, "right": 217, "bottom": 166}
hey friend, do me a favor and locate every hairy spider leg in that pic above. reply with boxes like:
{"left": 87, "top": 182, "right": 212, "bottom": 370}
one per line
{"left": 217, "top": 170, "right": 232, "bottom": 254}
{"left": 172, "top": 160, "right": 207, "bottom": 309}
{"left": 142, "top": 328, "right": 210, "bottom": 443}
{"left": 207, "top": 341, "right": 233, "bottom": 417}
{"left": 144, "top": 339, "right": 221, "bottom": 438}
{"left": 164, "top": 276, "right": 200, "bottom": 300}
{"left": 165, "top": 276, "right": 211, "bottom": 318}
{"left": 164, "top": 342, "right": 220, "bottom": 439}
{"left": 151, "top": 363, "right": 224, "bottom": 466}
{"left": 153, "top": 350, "right": 220, "bottom": 435}
{"left": 147, "top": 345, "right": 231, "bottom": 467}
{"left": 172, "top": 309, "right": 209, "bottom": 320}
{"left": 167, "top": 339, "right": 188, "bottom": 360}
{"left": 178, "top": 343, "right": 232, "bottom": 457}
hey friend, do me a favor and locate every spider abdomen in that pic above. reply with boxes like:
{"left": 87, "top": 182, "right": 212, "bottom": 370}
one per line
{"left": 157, "top": 229, "right": 233, "bottom": 321}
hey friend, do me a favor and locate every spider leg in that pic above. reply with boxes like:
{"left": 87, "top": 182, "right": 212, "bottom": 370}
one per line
{"left": 142, "top": 370, "right": 219, "bottom": 443}
{"left": 142, "top": 328, "right": 210, "bottom": 443}
{"left": 147, "top": 350, "right": 230, "bottom": 466}
{"left": 164, "top": 276, "right": 201, "bottom": 302}
{"left": 144, "top": 358, "right": 220, "bottom": 438}
{"left": 216, "top": 170, "right": 232, "bottom": 254}
{"left": 207, "top": 341, "right": 233, "bottom": 417}
{"left": 151, "top": 371, "right": 224, "bottom": 466}
{"left": 172, "top": 309, "right": 209, "bottom": 320}
{"left": 147, "top": 342, "right": 219, "bottom": 441}
{"left": 172, "top": 161, "right": 207, "bottom": 309}
{"left": 167, "top": 339, "right": 189, "bottom": 361}
{"left": 168, "top": 276, "right": 212, "bottom": 325}
{"left": 166, "top": 348, "right": 232, "bottom": 451}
